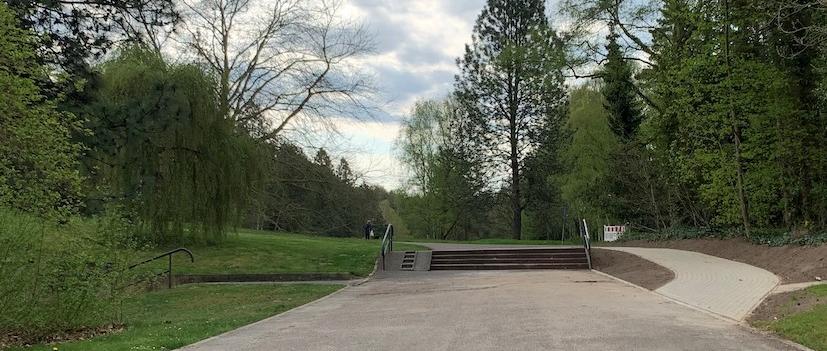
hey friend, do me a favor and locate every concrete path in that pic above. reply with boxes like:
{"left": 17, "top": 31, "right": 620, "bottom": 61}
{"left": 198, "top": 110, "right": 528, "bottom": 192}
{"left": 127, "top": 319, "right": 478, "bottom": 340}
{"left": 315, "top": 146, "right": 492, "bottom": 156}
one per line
{"left": 179, "top": 270, "right": 798, "bottom": 351}
{"left": 604, "top": 247, "right": 780, "bottom": 321}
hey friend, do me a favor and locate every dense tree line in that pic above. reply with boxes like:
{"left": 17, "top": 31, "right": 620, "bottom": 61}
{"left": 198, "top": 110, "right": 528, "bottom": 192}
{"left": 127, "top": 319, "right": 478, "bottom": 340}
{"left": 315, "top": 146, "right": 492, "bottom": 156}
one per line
{"left": 0, "top": 0, "right": 384, "bottom": 245}
{"left": 561, "top": 0, "right": 827, "bottom": 236}
{"left": 247, "top": 145, "right": 384, "bottom": 236}
{"left": 396, "top": 0, "right": 827, "bottom": 240}
{"left": 395, "top": 0, "right": 572, "bottom": 240}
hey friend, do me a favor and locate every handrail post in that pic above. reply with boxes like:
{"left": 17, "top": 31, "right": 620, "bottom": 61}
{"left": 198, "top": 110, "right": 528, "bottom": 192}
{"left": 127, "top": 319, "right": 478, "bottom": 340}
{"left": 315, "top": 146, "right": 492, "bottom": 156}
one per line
{"left": 379, "top": 224, "right": 393, "bottom": 271}
{"left": 581, "top": 219, "right": 593, "bottom": 270}
{"left": 168, "top": 254, "right": 173, "bottom": 289}
{"left": 127, "top": 248, "right": 193, "bottom": 289}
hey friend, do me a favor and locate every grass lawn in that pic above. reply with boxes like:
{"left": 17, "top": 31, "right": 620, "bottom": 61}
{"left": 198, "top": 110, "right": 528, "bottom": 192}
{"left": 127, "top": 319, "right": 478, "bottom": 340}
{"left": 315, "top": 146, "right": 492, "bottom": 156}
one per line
{"left": 764, "top": 285, "right": 827, "bottom": 351}
{"left": 14, "top": 284, "right": 342, "bottom": 351}
{"left": 143, "top": 229, "right": 427, "bottom": 277}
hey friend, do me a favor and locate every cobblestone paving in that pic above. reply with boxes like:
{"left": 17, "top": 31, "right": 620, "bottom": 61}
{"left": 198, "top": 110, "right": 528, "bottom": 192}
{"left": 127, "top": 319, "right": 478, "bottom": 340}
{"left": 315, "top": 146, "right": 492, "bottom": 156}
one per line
{"left": 605, "top": 247, "right": 780, "bottom": 321}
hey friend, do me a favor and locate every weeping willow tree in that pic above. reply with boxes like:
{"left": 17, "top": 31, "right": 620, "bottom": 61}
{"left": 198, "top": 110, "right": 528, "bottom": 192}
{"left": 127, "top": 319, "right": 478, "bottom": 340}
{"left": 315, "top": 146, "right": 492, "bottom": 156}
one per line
{"left": 84, "top": 47, "right": 262, "bottom": 244}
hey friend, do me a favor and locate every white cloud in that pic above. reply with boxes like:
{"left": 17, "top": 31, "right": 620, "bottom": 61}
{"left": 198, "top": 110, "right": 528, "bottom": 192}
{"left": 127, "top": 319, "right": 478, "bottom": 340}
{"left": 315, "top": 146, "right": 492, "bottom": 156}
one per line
{"left": 322, "top": 0, "right": 571, "bottom": 190}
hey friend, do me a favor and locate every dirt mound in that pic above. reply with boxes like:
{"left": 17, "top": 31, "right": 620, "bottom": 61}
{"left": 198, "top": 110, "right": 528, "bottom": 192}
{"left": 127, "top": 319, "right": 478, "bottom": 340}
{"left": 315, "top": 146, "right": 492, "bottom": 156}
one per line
{"left": 748, "top": 288, "right": 825, "bottom": 324}
{"left": 0, "top": 324, "right": 124, "bottom": 348}
{"left": 591, "top": 248, "right": 675, "bottom": 290}
{"left": 614, "top": 238, "right": 827, "bottom": 284}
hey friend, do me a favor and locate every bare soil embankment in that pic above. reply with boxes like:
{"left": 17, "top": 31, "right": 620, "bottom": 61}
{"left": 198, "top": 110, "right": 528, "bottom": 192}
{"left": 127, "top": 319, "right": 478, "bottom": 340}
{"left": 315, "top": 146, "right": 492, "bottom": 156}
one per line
{"left": 591, "top": 248, "right": 675, "bottom": 290}
{"left": 613, "top": 239, "right": 826, "bottom": 284}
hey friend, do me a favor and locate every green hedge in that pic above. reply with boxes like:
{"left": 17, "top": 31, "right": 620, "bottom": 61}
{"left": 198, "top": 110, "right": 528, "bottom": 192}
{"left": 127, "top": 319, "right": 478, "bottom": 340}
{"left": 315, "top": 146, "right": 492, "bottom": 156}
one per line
{"left": 620, "top": 226, "right": 827, "bottom": 247}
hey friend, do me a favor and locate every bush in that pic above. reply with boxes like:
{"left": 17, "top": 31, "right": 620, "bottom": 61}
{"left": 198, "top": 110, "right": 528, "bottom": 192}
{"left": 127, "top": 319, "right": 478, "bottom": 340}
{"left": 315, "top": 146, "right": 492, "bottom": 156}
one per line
{"left": 619, "top": 225, "right": 827, "bottom": 247}
{"left": 619, "top": 226, "right": 723, "bottom": 241}
{"left": 0, "top": 3, "right": 84, "bottom": 219}
{"left": 0, "top": 208, "right": 141, "bottom": 344}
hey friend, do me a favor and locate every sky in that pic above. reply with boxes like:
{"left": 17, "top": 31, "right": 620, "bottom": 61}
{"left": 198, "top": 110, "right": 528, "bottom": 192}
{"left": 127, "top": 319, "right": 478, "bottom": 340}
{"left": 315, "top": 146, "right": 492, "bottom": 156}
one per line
{"left": 305, "top": 0, "right": 489, "bottom": 190}
{"left": 302, "top": 0, "right": 585, "bottom": 190}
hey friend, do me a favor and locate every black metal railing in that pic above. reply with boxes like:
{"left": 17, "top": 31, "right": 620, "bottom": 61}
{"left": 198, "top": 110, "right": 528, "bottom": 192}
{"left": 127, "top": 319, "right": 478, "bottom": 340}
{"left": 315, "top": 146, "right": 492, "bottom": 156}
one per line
{"left": 578, "top": 219, "right": 593, "bottom": 269}
{"left": 128, "top": 248, "right": 194, "bottom": 289}
{"left": 380, "top": 224, "right": 394, "bottom": 270}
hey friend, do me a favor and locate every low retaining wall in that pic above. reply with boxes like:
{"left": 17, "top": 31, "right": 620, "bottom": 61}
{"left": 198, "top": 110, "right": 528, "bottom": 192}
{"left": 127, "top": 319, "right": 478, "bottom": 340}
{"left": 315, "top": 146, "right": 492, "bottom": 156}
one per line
{"left": 174, "top": 273, "right": 358, "bottom": 285}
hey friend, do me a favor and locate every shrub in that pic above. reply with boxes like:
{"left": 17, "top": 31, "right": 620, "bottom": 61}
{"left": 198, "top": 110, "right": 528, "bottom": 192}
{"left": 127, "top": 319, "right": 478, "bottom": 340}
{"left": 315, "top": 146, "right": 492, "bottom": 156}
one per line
{"left": 619, "top": 225, "right": 827, "bottom": 247}
{"left": 0, "top": 208, "right": 140, "bottom": 344}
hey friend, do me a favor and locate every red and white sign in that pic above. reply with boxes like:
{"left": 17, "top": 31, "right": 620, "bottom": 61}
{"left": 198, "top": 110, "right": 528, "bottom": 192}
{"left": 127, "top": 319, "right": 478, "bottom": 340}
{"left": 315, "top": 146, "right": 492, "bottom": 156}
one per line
{"left": 603, "top": 225, "right": 626, "bottom": 242}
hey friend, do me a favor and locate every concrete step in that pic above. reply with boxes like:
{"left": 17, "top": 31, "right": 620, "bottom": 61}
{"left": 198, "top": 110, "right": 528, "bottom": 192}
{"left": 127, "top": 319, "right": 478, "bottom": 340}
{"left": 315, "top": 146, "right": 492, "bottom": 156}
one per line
{"left": 431, "top": 248, "right": 583, "bottom": 255}
{"left": 430, "top": 253, "right": 584, "bottom": 259}
{"left": 429, "top": 263, "right": 589, "bottom": 270}
{"left": 430, "top": 258, "right": 588, "bottom": 264}
{"left": 401, "top": 251, "right": 416, "bottom": 271}
{"left": 428, "top": 247, "right": 589, "bottom": 271}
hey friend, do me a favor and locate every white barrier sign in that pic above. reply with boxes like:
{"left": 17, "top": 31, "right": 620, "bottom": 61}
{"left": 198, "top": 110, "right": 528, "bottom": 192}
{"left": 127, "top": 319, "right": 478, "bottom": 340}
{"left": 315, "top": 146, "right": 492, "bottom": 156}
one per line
{"left": 603, "top": 225, "right": 626, "bottom": 242}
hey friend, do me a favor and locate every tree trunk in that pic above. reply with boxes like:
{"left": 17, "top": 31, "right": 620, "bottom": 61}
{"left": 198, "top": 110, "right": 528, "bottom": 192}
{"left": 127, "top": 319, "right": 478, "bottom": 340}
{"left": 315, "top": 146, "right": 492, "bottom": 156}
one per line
{"left": 510, "top": 126, "right": 522, "bottom": 240}
{"left": 724, "top": 0, "right": 750, "bottom": 237}
{"left": 733, "top": 126, "right": 751, "bottom": 236}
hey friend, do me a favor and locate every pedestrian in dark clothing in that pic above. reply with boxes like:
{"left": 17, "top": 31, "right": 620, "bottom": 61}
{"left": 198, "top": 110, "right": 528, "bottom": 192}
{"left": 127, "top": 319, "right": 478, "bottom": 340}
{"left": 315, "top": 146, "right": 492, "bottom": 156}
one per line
{"left": 363, "top": 220, "right": 373, "bottom": 240}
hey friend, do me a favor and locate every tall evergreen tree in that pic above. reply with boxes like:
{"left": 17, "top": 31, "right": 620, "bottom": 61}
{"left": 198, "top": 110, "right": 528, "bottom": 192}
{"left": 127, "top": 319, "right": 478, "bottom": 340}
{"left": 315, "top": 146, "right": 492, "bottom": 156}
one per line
{"left": 601, "top": 23, "right": 642, "bottom": 141}
{"left": 455, "top": 0, "right": 568, "bottom": 239}
{"left": 314, "top": 148, "right": 333, "bottom": 170}
{"left": 336, "top": 159, "right": 355, "bottom": 186}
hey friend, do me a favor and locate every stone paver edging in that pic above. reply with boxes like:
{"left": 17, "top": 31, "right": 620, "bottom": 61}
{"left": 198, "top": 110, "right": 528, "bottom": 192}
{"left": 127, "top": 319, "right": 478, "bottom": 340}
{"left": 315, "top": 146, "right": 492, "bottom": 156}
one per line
{"left": 772, "top": 281, "right": 826, "bottom": 294}
{"left": 604, "top": 247, "right": 780, "bottom": 321}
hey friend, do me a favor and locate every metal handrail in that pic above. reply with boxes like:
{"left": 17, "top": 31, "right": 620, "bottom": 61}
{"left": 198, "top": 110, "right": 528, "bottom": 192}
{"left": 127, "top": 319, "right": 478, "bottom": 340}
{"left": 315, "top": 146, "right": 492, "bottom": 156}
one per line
{"left": 128, "top": 248, "right": 194, "bottom": 289}
{"left": 579, "top": 219, "right": 593, "bottom": 269}
{"left": 380, "top": 224, "right": 394, "bottom": 270}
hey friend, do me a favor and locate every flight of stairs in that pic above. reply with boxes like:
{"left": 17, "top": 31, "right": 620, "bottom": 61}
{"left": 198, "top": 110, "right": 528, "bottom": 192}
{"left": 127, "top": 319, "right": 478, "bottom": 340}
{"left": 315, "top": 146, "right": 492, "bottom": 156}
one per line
{"left": 429, "top": 248, "right": 589, "bottom": 270}
{"left": 401, "top": 251, "right": 416, "bottom": 271}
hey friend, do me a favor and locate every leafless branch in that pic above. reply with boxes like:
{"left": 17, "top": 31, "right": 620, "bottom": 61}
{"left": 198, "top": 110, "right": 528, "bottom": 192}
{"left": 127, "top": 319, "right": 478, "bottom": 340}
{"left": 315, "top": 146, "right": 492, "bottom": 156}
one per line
{"left": 178, "top": 0, "right": 376, "bottom": 142}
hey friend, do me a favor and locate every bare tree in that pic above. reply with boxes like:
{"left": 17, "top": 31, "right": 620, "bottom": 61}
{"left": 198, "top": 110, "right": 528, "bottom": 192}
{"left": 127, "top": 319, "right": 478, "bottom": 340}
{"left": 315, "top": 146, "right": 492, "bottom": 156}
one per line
{"left": 178, "top": 0, "right": 375, "bottom": 140}
{"left": 772, "top": 0, "right": 827, "bottom": 54}
{"left": 561, "top": 0, "right": 661, "bottom": 72}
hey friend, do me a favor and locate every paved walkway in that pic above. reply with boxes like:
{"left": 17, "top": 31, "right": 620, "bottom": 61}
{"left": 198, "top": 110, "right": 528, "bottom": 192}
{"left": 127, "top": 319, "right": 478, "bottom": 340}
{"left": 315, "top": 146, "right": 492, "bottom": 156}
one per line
{"left": 604, "top": 247, "right": 780, "bottom": 321}
{"left": 179, "top": 270, "right": 798, "bottom": 351}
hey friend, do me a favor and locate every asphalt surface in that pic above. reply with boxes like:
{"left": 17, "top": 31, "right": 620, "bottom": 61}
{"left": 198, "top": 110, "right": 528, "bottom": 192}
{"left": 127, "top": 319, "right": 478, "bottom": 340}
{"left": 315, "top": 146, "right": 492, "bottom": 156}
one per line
{"left": 179, "top": 270, "right": 800, "bottom": 351}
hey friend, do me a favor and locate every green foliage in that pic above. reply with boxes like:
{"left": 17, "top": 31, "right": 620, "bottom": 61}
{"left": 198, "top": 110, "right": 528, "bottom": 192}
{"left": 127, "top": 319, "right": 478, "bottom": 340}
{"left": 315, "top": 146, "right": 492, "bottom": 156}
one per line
{"left": 83, "top": 47, "right": 261, "bottom": 244}
{"left": 561, "top": 0, "right": 827, "bottom": 235}
{"left": 395, "top": 98, "right": 490, "bottom": 240}
{"left": 247, "top": 143, "right": 383, "bottom": 237}
{"left": 600, "top": 24, "right": 642, "bottom": 141}
{"left": 378, "top": 199, "right": 411, "bottom": 238}
{"left": 651, "top": 52, "right": 796, "bottom": 227}
{"left": 0, "top": 208, "right": 139, "bottom": 344}
{"left": 0, "top": 4, "right": 84, "bottom": 219}
{"left": 620, "top": 226, "right": 827, "bottom": 247}
{"left": 455, "top": 0, "right": 569, "bottom": 239}
{"left": 556, "top": 86, "right": 617, "bottom": 238}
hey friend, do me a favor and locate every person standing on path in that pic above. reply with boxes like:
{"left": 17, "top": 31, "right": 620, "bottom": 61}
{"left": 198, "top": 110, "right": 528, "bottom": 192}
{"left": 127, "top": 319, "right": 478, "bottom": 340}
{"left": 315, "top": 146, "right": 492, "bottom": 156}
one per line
{"left": 363, "top": 220, "right": 373, "bottom": 240}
